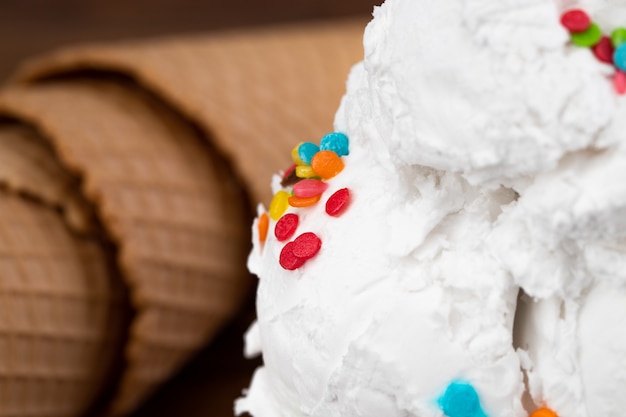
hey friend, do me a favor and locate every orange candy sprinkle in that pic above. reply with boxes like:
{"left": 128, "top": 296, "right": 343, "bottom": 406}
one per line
{"left": 257, "top": 212, "right": 269, "bottom": 243}
{"left": 311, "top": 150, "right": 344, "bottom": 180}
{"left": 530, "top": 408, "right": 558, "bottom": 417}
{"left": 288, "top": 194, "right": 321, "bottom": 208}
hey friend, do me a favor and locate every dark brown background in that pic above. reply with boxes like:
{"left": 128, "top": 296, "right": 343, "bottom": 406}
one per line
{"left": 0, "top": 1, "right": 377, "bottom": 416}
{"left": 0, "top": 0, "right": 376, "bottom": 82}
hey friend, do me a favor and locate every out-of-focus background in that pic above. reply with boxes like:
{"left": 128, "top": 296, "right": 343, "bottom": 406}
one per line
{"left": 0, "top": 0, "right": 374, "bottom": 82}
{"left": 0, "top": 1, "right": 375, "bottom": 416}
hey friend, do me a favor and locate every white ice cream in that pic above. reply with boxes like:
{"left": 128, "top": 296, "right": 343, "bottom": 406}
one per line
{"left": 236, "top": 0, "right": 626, "bottom": 416}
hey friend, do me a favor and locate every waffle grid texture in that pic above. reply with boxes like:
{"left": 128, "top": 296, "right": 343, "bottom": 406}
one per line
{"left": 0, "top": 18, "right": 365, "bottom": 416}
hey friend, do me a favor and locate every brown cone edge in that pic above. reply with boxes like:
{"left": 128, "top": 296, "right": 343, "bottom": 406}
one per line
{"left": 0, "top": 18, "right": 365, "bottom": 417}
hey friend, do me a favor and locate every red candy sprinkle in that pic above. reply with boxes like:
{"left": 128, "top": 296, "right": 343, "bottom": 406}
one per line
{"left": 293, "top": 179, "right": 329, "bottom": 198}
{"left": 292, "top": 232, "right": 322, "bottom": 260}
{"left": 325, "top": 188, "right": 351, "bottom": 217}
{"left": 279, "top": 241, "right": 306, "bottom": 270}
{"left": 282, "top": 163, "right": 297, "bottom": 179}
{"left": 274, "top": 213, "right": 299, "bottom": 241}
{"left": 560, "top": 9, "right": 591, "bottom": 33}
{"left": 592, "top": 36, "right": 615, "bottom": 64}
{"left": 278, "top": 233, "right": 322, "bottom": 270}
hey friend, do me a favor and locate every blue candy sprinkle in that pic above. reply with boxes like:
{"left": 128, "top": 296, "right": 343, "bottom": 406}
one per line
{"left": 438, "top": 380, "right": 487, "bottom": 417}
{"left": 615, "top": 44, "right": 626, "bottom": 71}
{"left": 320, "top": 132, "right": 350, "bottom": 157}
{"left": 298, "top": 142, "right": 320, "bottom": 165}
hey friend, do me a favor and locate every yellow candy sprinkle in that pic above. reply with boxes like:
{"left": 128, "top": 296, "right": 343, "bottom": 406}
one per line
{"left": 291, "top": 142, "right": 305, "bottom": 165}
{"left": 269, "top": 190, "right": 290, "bottom": 220}
{"left": 295, "top": 165, "right": 316, "bottom": 178}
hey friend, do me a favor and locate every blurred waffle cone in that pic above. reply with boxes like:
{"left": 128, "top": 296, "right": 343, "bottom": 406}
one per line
{"left": 0, "top": 124, "right": 128, "bottom": 417}
{"left": 0, "top": 79, "right": 252, "bottom": 416}
{"left": 0, "top": 18, "right": 365, "bottom": 416}
{"left": 13, "top": 19, "right": 366, "bottom": 203}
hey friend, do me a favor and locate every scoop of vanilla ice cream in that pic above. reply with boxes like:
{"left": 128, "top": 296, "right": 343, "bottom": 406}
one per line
{"left": 236, "top": 0, "right": 626, "bottom": 416}
{"left": 499, "top": 146, "right": 626, "bottom": 417}
{"left": 515, "top": 283, "right": 626, "bottom": 417}
{"left": 239, "top": 140, "right": 525, "bottom": 417}
{"left": 344, "top": 0, "right": 619, "bottom": 187}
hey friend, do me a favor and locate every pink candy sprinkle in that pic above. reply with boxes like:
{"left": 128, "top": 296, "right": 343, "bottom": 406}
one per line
{"left": 293, "top": 179, "right": 329, "bottom": 198}
{"left": 325, "top": 188, "right": 351, "bottom": 217}
{"left": 592, "top": 36, "right": 614, "bottom": 64}
{"left": 560, "top": 9, "right": 591, "bottom": 33}
{"left": 614, "top": 70, "right": 626, "bottom": 95}
{"left": 275, "top": 213, "right": 299, "bottom": 241}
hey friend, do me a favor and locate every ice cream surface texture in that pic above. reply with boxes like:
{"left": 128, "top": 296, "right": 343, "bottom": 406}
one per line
{"left": 235, "top": 0, "right": 626, "bottom": 416}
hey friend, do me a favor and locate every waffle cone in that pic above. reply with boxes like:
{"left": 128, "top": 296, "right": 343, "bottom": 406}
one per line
{"left": 13, "top": 19, "right": 366, "bottom": 204}
{"left": 0, "top": 125, "right": 128, "bottom": 416}
{"left": 0, "top": 79, "right": 252, "bottom": 416}
{"left": 0, "top": 18, "right": 366, "bottom": 416}
{"left": 0, "top": 124, "right": 96, "bottom": 233}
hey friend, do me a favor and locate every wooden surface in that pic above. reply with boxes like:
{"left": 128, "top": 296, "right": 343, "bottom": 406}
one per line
{"left": 0, "top": 1, "right": 377, "bottom": 416}
{"left": 132, "top": 299, "right": 262, "bottom": 417}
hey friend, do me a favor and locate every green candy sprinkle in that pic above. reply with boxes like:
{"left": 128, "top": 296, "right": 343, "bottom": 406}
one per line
{"left": 611, "top": 27, "right": 626, "bottom": 48}
{"left": 571, "top": 22, "right": 603, "bottom": 47}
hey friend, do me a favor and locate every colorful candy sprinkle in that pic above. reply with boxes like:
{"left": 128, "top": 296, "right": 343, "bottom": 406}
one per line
{"left": 288, "top": 194, "right": 321, "bottom": 208}
{"left": 297, "top": 142, "right": 320, "bottom": 165}
{"left": 614, "top": 70, "right": 626, "bottom": 94}
{"left": 274, "top": 213, "right": 299, "bottom": 241}
{"left": 530, "top": 408, "right": 558, "bottom": 417}
{"left": 570, "top": 22, "right": 602, "bottom": 47}
{"left": 561, "top": 9, "right": 626, "bottom": 95}
{"left": 292, "top": 232, "right": 322, "bottom": 259}
{"left": 560, "top": 9, "right": 591, "bottom": 33}
{"left": 281, "top": 172, "right": 299, "bottom": 187}
{"left": 325, "top": 188, "right": 351, "bottom": 217}
{"left": 269, "top": 190, "right": 290, "bottom": 220}
{"left": 295, "top": 165, "right": 317, "bottom": 179}
{"left": 592, "top": 36, "right": 614, "bottom": 64}
{"left": 272, "top": 132, "right": 351, "bottom": 271}
{"left": 614, "top": 43, "right": 626, "bottom": 71}
{"left": 279, "top": 241, "right": 306, "bottom": 270}
{"left": 311, "top": 150, "right": 345, "bottom": 180}
{"left": 258, "top": 212, "right": 269, "bottom": 243}
{"left": 293, "top": 179, "right": 329, "bottom": 198}
{"left": 278, "top": 233, "right": 322, "bottom": 270}
{"left": 282, "top": 163, "right": 297, "bottom": 179}
{"left": 320, "top": 132, "right": 350, "bottom": 157}
{"left": 438, "top": 381, "right": 487, "bottom": 417}
{"left": 291, "top": 142, "right": 305, "bottom": 165}
{"left": 611, "top": 27, "right": 626, "bottom": 48}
